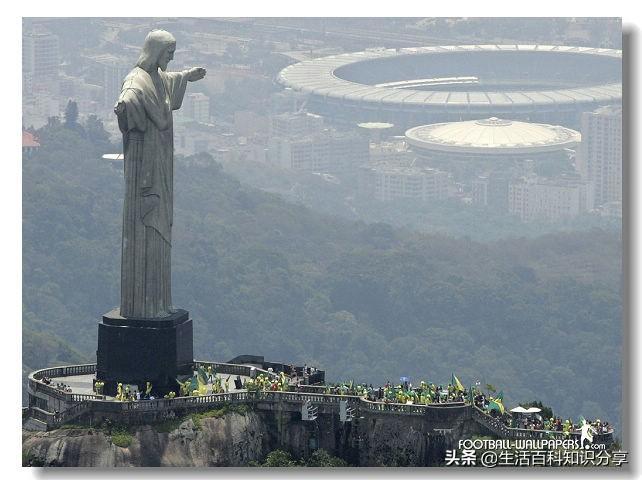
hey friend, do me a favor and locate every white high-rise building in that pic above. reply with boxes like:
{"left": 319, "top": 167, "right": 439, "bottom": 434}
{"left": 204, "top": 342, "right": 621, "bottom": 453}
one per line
{"left": 359, "top": 161, "right": 451, "bottom": 203}
{"left": 577, "top": 105, "right": 622, "bottom": 207}
{"left": 509, "top": 174, "right": 594, "bottom": 222}
{"left": 23, "top": 30, "right": 60, "bottom": 86}
{"left": 270, "top": 112, "right": 324, "bottom": 138}
{"left": 471, "top": 176, "right": 489, "bottom": 206}
{"left": 182, "top": 92, "right": 210, "bottom": 123}
{"left": 369, "top": 140, "right": 413, "bottom": 164}
{"left": 269, "top": 131, "right": 369, "bottom": 176}
{"left": 93, "top": 55, "right": 130, "bottom": 109}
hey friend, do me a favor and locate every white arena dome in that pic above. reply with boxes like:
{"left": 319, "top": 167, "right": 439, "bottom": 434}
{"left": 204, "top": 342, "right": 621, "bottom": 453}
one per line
{"left": 405, "top": 117, "right": 581, "bottom": 156}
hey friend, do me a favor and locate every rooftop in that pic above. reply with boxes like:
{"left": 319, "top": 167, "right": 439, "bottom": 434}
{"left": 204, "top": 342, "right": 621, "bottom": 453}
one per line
{"left": 22, "top": 131, "right": 40, "bottom": 148}
{"left": 593, "top": 104, "right": 623, "bottom": 116}
{"left": 278, "top": 45, "right": 621, "bottom": 109}
{"left": 405, "top": 117, "right": 581, "bottom": 155}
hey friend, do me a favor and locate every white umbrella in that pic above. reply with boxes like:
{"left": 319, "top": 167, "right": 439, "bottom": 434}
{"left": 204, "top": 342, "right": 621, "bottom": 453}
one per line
{"left": 525, "top": 407, "right": 542, "bottom": 413}
{"left": 510, "top": 406, "right": 528, "bottom": 413}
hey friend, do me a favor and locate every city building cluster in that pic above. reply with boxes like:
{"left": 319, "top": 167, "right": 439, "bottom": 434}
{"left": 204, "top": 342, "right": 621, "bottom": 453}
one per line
{"left": 22, "top": 19, "right": 622, "bottom": 223}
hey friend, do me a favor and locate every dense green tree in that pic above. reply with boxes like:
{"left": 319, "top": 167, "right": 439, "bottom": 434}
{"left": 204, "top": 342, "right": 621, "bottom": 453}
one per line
{"left": 305, "top": 449, "right": 349, "bottom": 467}
{"left": 256, "top": 449, "right": 348, "bottom": 467}
{"left": 46, "top": 116, "right": 61, "bottom": 129}
{"left": 261, "top": 450, "right": 297, "bottom": 467}
{"left": 84, "top": 115, "right": 112, "bottom": 151}
{"left": 64, "top": 100, "right": 79, "bottom": 128}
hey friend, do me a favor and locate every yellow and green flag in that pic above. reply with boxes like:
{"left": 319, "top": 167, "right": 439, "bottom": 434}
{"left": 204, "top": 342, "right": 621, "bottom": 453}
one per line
{"left": 488, "top": 397, "right": 505, "bottom": 415}
{"left": 451, "top": 373, "right": 465, "bottom": 392}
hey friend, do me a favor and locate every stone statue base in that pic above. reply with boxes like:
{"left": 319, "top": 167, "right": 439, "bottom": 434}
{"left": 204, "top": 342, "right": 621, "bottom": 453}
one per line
{"left": 96, "top": 308, "right": 193, "bottom": 397}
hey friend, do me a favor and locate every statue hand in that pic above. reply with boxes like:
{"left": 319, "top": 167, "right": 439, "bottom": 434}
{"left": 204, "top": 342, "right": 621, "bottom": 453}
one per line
{"left": 114, "top": 101, "right": 126, "bottom": 116}
{"left": 187, "top": 67, "right": 206, "bottom": 82}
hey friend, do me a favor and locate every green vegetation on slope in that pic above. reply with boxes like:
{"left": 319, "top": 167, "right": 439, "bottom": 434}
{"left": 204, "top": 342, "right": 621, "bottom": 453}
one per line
{"left": 190, "top": 404, "right": 251, "bottom": 429}
{"left": 23, "top": 124, "right": 622, "bottom": 434}
{"left": 252, "top": 449, "right": 349, "bottom": 467}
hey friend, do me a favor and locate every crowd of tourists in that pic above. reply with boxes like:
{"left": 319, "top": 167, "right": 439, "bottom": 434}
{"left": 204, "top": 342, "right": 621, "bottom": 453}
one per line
{"left": 40, "top": 375, "right": 72, "bottom": 393}
{"left": 289, "top": 364, "right": 320, "bottom": 383}
{"left": 472, "top": 389, "right": 505, "bottom": 414}
{"left": 108, "top": 366, "right": 230, "bottom": 401}
{"left": 115, "top": 383, "right": 141, "bottom": 401}
{"left": 504, "top": 413, "right": 612, "bottom": 435}
{"left": 55, "top": 382, "right": 72, "bottom": 393}
{"left": 470, "top": 388, "right": 614, "bottom": 437}
{"left": 243, "top": 372, "right": 470, "bottom": 405}
{"left": 110, "top": 381, "right": 155, "bottom": 401}
{"left": 41, "top": 367, "right": 612, "bottom": 437}
{"left": 321, "top": 378, "right": 467, "bottom": 405}
{"left": 178, "top": 372, "right": 235, "bottom": 397}
{"left": 94, "top": 380, "right": 105, "bottom": 396}
{"left": 111, "top": 365, "right": 262, "bottom": 400}
{"left": 245, "top": 372, "right": 289, "bottom": 393}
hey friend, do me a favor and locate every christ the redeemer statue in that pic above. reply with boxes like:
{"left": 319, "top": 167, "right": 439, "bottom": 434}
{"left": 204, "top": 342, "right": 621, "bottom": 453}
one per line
{"left": 115, "top": 30, "right": 206, "bottom": 318}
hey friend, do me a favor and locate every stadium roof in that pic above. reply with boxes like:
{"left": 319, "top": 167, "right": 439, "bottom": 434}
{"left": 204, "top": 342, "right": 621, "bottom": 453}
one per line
{"left": 405, "top": 117, "right": 581, "bottom": 155}
{"left": 278, "top": 45, "right": 621, "bottom": 109}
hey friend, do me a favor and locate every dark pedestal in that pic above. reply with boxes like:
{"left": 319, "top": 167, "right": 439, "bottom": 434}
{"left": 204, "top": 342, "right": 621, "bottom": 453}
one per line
{"left": 96, "top": 308, "right": 193, "bottom": 397}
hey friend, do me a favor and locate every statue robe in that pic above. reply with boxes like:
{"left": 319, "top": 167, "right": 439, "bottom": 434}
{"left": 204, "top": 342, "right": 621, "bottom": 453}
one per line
{"left": 116, "top": 66, "right": 189, "bottom": 318}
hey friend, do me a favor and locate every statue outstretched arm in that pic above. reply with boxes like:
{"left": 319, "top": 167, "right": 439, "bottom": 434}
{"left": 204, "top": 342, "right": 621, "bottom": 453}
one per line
{"left": 186, "top": 67, "right": 206, "bottom": 82}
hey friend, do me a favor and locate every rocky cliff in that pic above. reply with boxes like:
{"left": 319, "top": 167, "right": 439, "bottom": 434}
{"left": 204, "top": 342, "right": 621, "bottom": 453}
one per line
{"left": 23, "top": 406, "right": 479, "bottom": 467}
{"left": 23, "top": 412, "right": 268, "bottom": 467}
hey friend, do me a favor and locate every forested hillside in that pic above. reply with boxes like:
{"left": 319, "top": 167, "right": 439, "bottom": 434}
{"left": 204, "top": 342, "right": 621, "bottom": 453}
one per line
{"left": 221, "top": 159, "right": 621, "bottom": 242}
{"left": 23, "top": 122, "right": 622, "bottom": 433}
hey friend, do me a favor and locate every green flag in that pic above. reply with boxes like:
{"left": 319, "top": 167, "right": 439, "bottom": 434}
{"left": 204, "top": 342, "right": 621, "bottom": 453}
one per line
{"left": 197, "top": 366, "right": 209, "bottom": 386}
{"left": 451, "top": 373, "right": 464, "bottom": 392}
{"left": 190, "top": 374, "right": 199, "bottom": 393}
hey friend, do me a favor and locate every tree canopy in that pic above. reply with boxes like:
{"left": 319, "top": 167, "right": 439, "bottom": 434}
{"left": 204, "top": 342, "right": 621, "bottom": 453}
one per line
{"left": 22, "top": 126, "right": 622, "bottom": 433}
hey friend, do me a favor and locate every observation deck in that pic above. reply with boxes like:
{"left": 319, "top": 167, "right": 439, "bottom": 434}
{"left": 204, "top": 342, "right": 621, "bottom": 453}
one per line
{"left": 24, "top": 361, "right": 614, "bottom": 447}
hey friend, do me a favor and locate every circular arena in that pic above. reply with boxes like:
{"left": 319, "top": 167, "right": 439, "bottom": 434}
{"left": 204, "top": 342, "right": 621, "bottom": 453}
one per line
{"left": 277, "top": 45, "right": 622, "bottom": 129}
{"left": 405, "top": 117, "right": 581, "bottom": 157}
{"left": 403, "top": 117, "right": 581, "bottom": 179}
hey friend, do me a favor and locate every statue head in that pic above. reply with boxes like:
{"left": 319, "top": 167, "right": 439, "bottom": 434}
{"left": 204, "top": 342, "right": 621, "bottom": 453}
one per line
{"left": 137, "top": 29, "right": 176, "bottom": 72}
